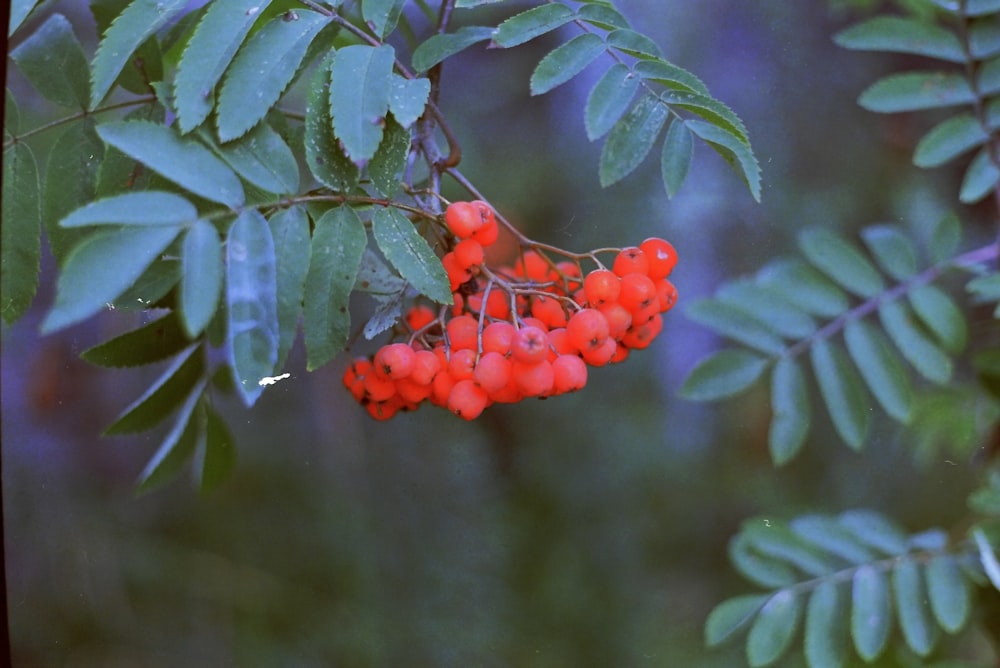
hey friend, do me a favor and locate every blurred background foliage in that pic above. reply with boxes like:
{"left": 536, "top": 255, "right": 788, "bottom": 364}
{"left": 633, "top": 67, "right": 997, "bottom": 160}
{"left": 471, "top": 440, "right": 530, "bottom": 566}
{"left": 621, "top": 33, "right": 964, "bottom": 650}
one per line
{"left": 3, "top": 0, "right": 998, "bottom": 666}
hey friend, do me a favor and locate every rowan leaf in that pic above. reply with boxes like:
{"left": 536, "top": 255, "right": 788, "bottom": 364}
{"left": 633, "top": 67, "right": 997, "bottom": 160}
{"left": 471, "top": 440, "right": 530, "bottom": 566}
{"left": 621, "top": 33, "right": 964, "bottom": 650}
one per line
{"left": 1, "top": 142, "right": 40, "bottom": 324}
{"left": 372, "top": 207, "right": 452, "bottom": 304}
{"left": 493, "top": 4, "right": 575, "bottom": 48}
{"left": 180, "top": 219, "right": 223, "bottom": 338}
{"left": 769, "top": 356, "right": 810, "bottom": 466}
{"left": 746, "top": 591, "right": 802, "bottom": 667}
{"left": 599, "top": 93, "right": 669, "bottom": 187}
{"left": 530, "top": 33, "right": 605, "bottom": 96}
{"left": 105, "top": 344, "right": 203, "bottom": 434}
{"left": 679, "top": 349, "right": 769, "bottom": 401}
{"left": 9, "top": 13, "right": 90, "bottom": 109}
{"left": 329, "top": 44, "right": 397, "bottom": 164}
{"left": 81, "top": 311, "right": 192, "bottom": 367}
{"left": 304, "top": 54, "right": 360, "bottom": 192}
{"left": 585, "top": 62, "right": 640, "bottom": 141}
{"left": 811, "top": 338, "right": 870, "bottom": 450}
{"left": 269, "top": 206, "right": 310, "bottom": 371}
{"left": 60, "top": 192, "right": 198, "bottom": 227}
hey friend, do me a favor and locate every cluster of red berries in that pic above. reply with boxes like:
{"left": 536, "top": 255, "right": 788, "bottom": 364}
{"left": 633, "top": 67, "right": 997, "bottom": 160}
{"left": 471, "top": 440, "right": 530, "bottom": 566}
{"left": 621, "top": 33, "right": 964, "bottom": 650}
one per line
{"left": 342, "top": 200, "right": 678, "bottom": 420}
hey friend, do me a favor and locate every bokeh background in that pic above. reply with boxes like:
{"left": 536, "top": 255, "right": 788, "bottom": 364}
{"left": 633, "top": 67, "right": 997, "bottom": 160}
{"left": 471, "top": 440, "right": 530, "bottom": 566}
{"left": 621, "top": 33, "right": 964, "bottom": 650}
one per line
{"left": 4, "top": 1, "right": 997, "bottom": 666}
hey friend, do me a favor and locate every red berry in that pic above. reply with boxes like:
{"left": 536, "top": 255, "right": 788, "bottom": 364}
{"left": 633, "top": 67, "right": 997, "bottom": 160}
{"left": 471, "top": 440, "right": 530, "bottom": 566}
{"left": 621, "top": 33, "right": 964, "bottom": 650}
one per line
{"left": 446, "top": 314, "right": 479, "bottom": 350}
{"left": 583, "top": 269, "right": 621, "bottom": 306}
{"left": 580, "top": 336, "right": 617, "bottom": 366}
{"left": 409, "top": 349, "right": 441, "bottom": 386}
{"left": 445, "top": 201, "right": 484, "bottom": 238}
{"left": 566, "top": 308, "right": 610, "bottom": 353}
{"left": 448, "top": 379, "right": 489, "bottom": 419}
{"left": 374, "top": 342, "right": 416, "bottom": 380}
{"left": 482, "top": 321, "right": 516, "bottom": 355}
{"left": 473, "top": 351, "right": 512, "bottom": 394}
{"left": 512, "top": 359, "right": 554, "bottom": 397}
{"left": 640, "top": 237, "right": 677, "bottom": 280}
{"left": 552, "top": 354, "right": 588, "bottom": 394}
{"left": 453, "top": 238, "right": 485, "bottom": 270}
{"left": 448, "top": 348, "right": 477, "bottom": 380}
{"left": 612, "top": 246, "right": 650, "bottom": 277}
{"left": 511, "top": 325, "right": 550, "bottom": 364}
{"left": 618, "top": 272, "right": 657, "bottom": 312}
{"left": 530, "top": 294, "right": 568, "bottom": 329}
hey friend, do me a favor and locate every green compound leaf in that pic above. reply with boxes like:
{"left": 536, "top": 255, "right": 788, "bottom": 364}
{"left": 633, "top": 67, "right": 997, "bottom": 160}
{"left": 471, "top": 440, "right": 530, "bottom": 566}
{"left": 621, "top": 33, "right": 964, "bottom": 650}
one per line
{"left": 705, "top": 595, "right": 767, "bottom": 647}
{"left": 369, "top": 116, "right": 411, "bottom": 196}
{"left": 908, "top": 284, "right": 967, "bottom": 354}
{"left": 362, "top": 0, "right": 406, "bottom": 39}
{"left": 372, "top": 207, "right": 452, "bottom": 305}
{"left": 226, "top": 209, "right": 279, "bottom": 406}
{"left": 746, "top": 590, "right": 802, "bottom": 667}
{"left": 960, "top": 147, "right": 999, "bottom": 203}
{"left": 838, "top": 510, "right": 909, "bottom": 555}
{"left": 577, "top": 3, "right": 629, "bottom": 30}
{"left": 851, "top": 564, "right": 893, "bottom": 662}
{"left": 599, "top": 93, "right": 669, "bottom": 187}
{"left": 61, "top": 192, "right": 198, "bottom": 227}
{"left": 663, "top": 90, "right": 750, "bottom": 143}
{"left": 607, "top": 28, "right": 662, "bottom": 59}
{"left": 769, "top": 356, "right": 810, "bottom": 466}
{"left": 686, "top": 299, "right": 786, "bottom": 356}
{"left": 860, "top": 224, "right": 918, "bottom": 281}
{"left": 798, "top": 227, "right": 885, "bottom": 299}
{"left": 844, "top": 319, "right": 914, "bottom": 423}
{"left": 585, "top": 62, "right": 640, "bottom": 141}
{"left": 893, "top": 559, "right": 937, "bottom": 657}
{"left": 530, "top": 33, "right": 605, "bottom": 96}
{"left": 914, "top": 113, "right": 989, "bottom": 168}
{"left": 805, "top": 580, "right": 848, "bottom": 668}
{"left": 811, "top": 338, "right": 870, "bottom": 450}
{"left": 493, "top": 4, "right": 575, "bottom": 48}
{"left": 742, "top": 521, "right": 835, "bottom": 577}
{"left": 136, "top": 380, "right": 206, "bottom": 493}
{"left": 9, "top": 13, "right": 90, "bottom": 109}
{"left": 90, "top": 0, "right": 188, "bottom": 109}
{"left": 41, "top": 225, "right": 182, "bottom": 334}
{"left": 925, "top": 553, "right": 970, "bottom": 633}
{"left": 969, "top": 16, "right": 1000, "bottom": 58}
{"left": 789, "top": 515, "right": 877, "bottom": 565}
{"left": 10, "top": 0, "right": 42, "bottom": 36}
{"left": 411, "top": 25, "right": 495, "bottom": 72}
{"left": 174, "top": 0, "right": 273, "bottom": 133}
{"left": 388, "top": 75, "right": 431, "bottom": 129}
{"left": 756, "top": 259, "right": 850, "bottom": 319}
{"left": 859, "top": 71, "right": 974, "bottom": 113}
{"left": 211, "top": 121, "right": 300, "bottom": 195}
{"left": 196, "top": 403, "right": 237, "bottom": 493}
{"left": 305, "top": 54, "right": 360, "bottom": 192}
{"left": 81, "top": 310, "right": 192, "bottom": 367}
{"left": 728, "top": 532, "right": 800, "bottom": 589}
{"left": 113, "top": 255, "right": 182, "bottom": 311}
{"left": 180, "top": 219, "right": 223, "bottom": 338}
{"left": 43, "top": 120, "right": 104, "bottom": 264}
{"left": 268, "top": 206, "right": 310, "bottom": 371}
{"left": 661, "top": 118, "right": 693, "bottom": 198}
{"left": 1, "top": 141, "right": 40, "bottom": 325}
{"left": 834, "top": 16, "right": 965, "bottom": 63}
{"left": 635, "top": 59, "right": 710, "bottom": 95}
{"left": 96, "top": 120, "right": 245, "bottom": 208}
{"left": 329, "top": 44, "right": 397, "bottom": 165}
{"left": 105, "top": 344, "right": 203, "bottom": 434}
{"left": 879, "top": 300, "right": 952, "bottom": 384}
{"left": 304, "top": 206, "right": 367, "bottom": 371}
{"left": 686, "top": 119, "right": 762, "bottom": 202}
{"left": 679, "top": 349, "right": 769, "bottom": 401}
{"left": 216, "top": 9, "right": 331, "bottom": 142}
{"left": 716, "top": 280, "right": 816, "bottom": 340}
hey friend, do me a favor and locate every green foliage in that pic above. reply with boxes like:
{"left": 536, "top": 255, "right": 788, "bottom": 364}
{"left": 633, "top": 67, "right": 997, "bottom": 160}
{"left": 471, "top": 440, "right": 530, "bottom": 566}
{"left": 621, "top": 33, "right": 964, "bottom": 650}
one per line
{"left": 706, "top": 510, "right": 996, "bottom": 667}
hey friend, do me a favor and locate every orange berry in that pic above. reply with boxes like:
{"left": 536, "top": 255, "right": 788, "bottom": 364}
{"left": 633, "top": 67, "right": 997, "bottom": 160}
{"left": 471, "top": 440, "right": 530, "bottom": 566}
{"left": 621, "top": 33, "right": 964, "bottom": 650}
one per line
{"left": 552, "top": 354, "right": 588, "bottom": 394}
{"left": 446, "top": 314, "right": 479, "bottom": 350}
{"left": 405, "top": 304, "right": 436, "bottom": 331}
{"left": 481, "top": 321, "right": 516, "bottom": 355}
{"left": 580, "top": 336, "right": 617, "bottom": 366}
{"left": 612, "top": 246, "right": 650, "bottom": 277}
{"left": 473, "top": 351, "right": 512, "bottom": 394}
{"left": 530, "top": 294, "right": 568, "bottom": 329}
{"left": 512, "top": 359, "right": 554, "bottom": 397}
{"left": 618, "top": 272, "right": 657, "bottom": 312}
{"left": 448, "top": 379, "right": 489, "bottom": 419}
{"left": 453, "top": 238, "right": 485, "bottom": 270}
{"left": 622, "top": 314, "right": 663, "bottom": 349}
{"left": 640, "top": 237, "right": 677, "bottom": 280}
{"left": 448, "top": 348, "right": 477, "bottom": 380}
{"left": 655, "top": 278, "right": 678, "bottom": 312}
{"left": 374, "top": 342, "right": 416, "bottom": 380}
{"left": 512, "top": 325, "right": 550, "bottom": 364}
{"left": 566, "top": 308, "right": 610, "bottom": 353}
{"left": 583, "top": 269, "right": 621, "bottom": 307}
{"left": 409, "top": 349, "right": 441, "bottom": 386}
{"left": 445, "top": 201, "right": 484, "bottom": 238}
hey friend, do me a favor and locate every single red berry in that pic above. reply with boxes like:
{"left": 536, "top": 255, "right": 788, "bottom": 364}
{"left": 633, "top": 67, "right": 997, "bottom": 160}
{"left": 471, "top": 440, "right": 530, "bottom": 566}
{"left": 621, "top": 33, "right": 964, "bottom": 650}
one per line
{"left": 396, "top": 377, "right": 433, "bottom": 404}
{"left": 442, "top": 251, "right": 472, "bottom": 291}
{"left": 448, "top": 348, "right": 477, "bottom": 381}
{"left": 374, "top": 342, "right": 416, "bottom": 381}
{"left": 473, "top": 351, "right": 512, "bottom": 394}
{"left": 580, "top": 336, "right": 617, "bottom": 366}
{"left": 598, "top": 302, "right": 632, "bottom": 341}
{"left": 406, "top": 304, "right": 437, "bottom": 332}
{"left": 445, "top": 201, "right": 484, "bottom": 238}
{"left": 622, "top": 314, "right": 663, "bottom": 349}
{"left": 363, "top": 371, "right": 397, "bottom": 402}
{"left": 618, "top": 272, "right": 657, "bottom": 312}
{"left": 409, "top": 349, "right": 442, "bottom": 386}
{"left": 640, "top": 237, "right": 677, "bottom": 280}
{"left": 612, "top": 246, "right": 650, "bottom": 277}
{"left": 566, "top": 308, "right": 611, "bottom": 353}
{"left": 530, "top": 295, "right": 568, "bottom": 329}
{"left": 512, "top": 359, "right": 554, "bottom": 397}
{"left": 471, "top": 217, "right": 499, "bottom": 246}
{"left": 448, "top": 379, "right": 489, "bottom": 420}
{"left": 655, "top": 278, "right": 678, "bottom": 312}
{"left": 583, "top": 269, "right": 621, "bottom": 307}
{"left": 552, "top": 354, "right": 588, "bottom": 394}
{"left": 453, "top": 238, "right": 485, "bottom": 270}
{"left": 446, "top": 314, "right": 479, "bottom": 350}
{"left": 482, "top": 321, "right": 516, "bottom": 355}
{"left": 511, "top": 325, "right": 550, "bottom": 364}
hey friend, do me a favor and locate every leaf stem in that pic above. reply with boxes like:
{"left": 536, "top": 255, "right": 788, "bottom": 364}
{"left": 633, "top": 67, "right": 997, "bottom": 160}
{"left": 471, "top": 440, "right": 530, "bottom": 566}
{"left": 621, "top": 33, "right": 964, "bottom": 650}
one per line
{"left": 2, "top": 96, "right": 156, "bottom": 151}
